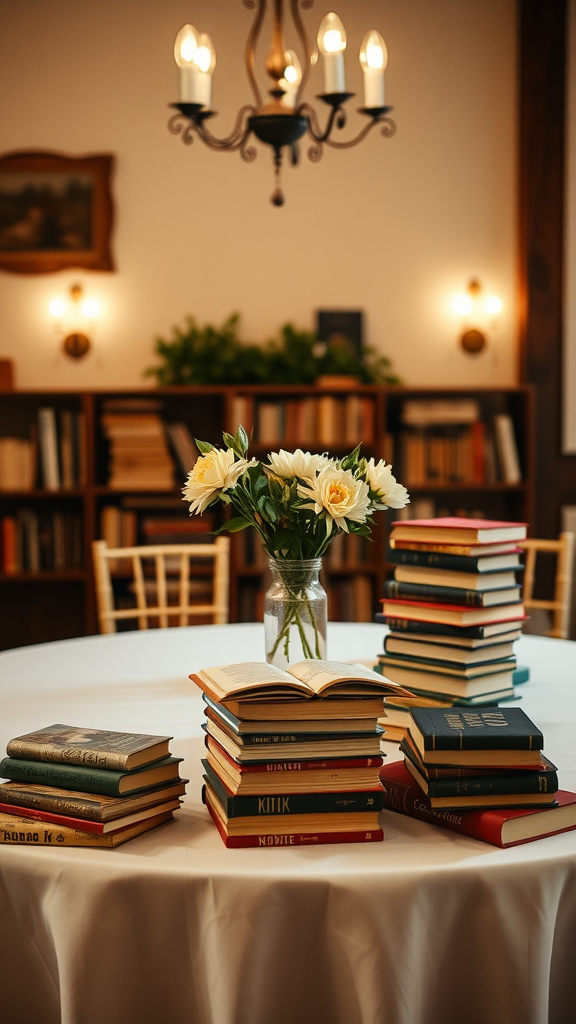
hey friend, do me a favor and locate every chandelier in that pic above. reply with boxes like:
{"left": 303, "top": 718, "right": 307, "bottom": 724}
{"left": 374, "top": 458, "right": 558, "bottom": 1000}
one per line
{"left": 168, "top": 1, "right": 396, "bottom": 206}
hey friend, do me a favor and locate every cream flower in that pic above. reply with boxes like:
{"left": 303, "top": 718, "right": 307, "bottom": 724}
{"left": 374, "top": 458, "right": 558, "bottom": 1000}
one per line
{"left": 268, "top": 449, "right": 331, "bottom": 480}
{"left": 184, "top": 448, "right": 252, "bottom": 514}
{"left": 365, "top": 458, "right": 410, "bottom": 510}
{"left": 298, "top": 465, "right": 371, "bottom": 534}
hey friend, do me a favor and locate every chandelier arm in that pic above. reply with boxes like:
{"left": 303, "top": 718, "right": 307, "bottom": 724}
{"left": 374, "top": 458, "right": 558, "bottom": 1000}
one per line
{"left": 298, "top": 102, "right": 339, "bottom": 143}
{"left": 168, "top": 113, "right": 197, "bottom": 145}
{"left": 244, "top": 0, "right": 266, "bottom": 108}
{"left": 323, "top": 114, "right": 396, "bottom": 150}
{"left": 290, "top": 0, "right": 315, "bottom": 103}
{"left": 194, "top": 105, "right": 258, "bottom": 150}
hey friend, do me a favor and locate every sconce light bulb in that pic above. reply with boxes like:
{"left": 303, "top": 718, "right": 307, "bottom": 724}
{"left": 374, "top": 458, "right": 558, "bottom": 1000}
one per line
{"left": 81, "top": 299, "right": 100, "bottom": 319}
{"left": 453, "top": 294, "right": 474, "bottom": 316}
{"left": 174, "top": 24, "right": 199, "bottom": 67}
{"left": 360, "top": 30, "right": 388, "bottom": 71}
{"left": 318, "top": 13, "right": 347, "bottom": 54}
{"left": 194, "top": 33, "right": 216, "bottom": 75}
{"left": 485, "top": 295, "right": 503, "bottom": 315}
{"left": 49, "top": 298, "right": 65, "bottom": 318}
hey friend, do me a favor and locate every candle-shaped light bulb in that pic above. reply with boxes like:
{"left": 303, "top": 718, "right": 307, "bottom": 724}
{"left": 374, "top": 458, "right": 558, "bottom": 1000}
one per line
{"left": 81, "top": 299, "right": 100, "bottom": 319}
{"left": 174, "top": 24, "right": 199, "bottom": 102}
{"left": 317, "top": 12, "right": 347, "bottom": 93}
{"left": 280, "top": 50, "right": 302, "bottom": 108}
{"left": 485, "top": 295, "right": 503, "bottom": 316}
{"left": 49, "top": 298, "right": 65, "bottom": 319}
{"left": 359, "top": 30, "right": 387, "bottom": 108}
{"left": 192, "top": 32, "right": 216, "bottom": 108}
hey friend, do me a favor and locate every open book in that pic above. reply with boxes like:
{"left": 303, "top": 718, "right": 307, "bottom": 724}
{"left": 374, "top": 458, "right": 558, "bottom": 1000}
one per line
{"left": 190, "top": 660, "right": 413, "bottom": 705}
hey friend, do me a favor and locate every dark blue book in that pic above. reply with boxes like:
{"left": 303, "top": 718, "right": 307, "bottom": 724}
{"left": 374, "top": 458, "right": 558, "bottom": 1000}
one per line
{"left": 383, "top": 579, "right": 522, "bottom": 608}
{"left": 401, "top": 739, "right": 557, "bottom": 797}
{"left": 202, "top": 761, "right": 385, "bottom": 817}
{"left": 386, "top": 547, "right": 522, "bottom": 573}
{"left": 374, "top": 613, "right": 523, "bottom": 640}
{"left": 378, "top": 652, "right": 516, "bottom": 676}
{"left": 409, "top": 706, "right": 543, "bottom": 752}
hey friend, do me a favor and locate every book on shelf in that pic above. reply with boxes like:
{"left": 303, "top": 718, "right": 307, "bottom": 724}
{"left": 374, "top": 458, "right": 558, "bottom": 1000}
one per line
{"left": 379, "top": 599, "right": 526, "bottom": 628}
{"left": 401, "top": 399, "right": 481, "bottom": 426}
{"left": 0, "top": 437, "right": 36, "bottom": 491}
{"left": 37, "top": 407, "right": 60, "bottom": 491}
{"left": 380, "top": 760, "right": 576, "bottom": 848}
{"left": 165, "top": 421, "right": 198, "bottom": 475}
{"left": 0, "top": 796, "right": 182, "bottom": 834}
{"left": 0, "top": 777, "right": 188, "bottom": 822}
{"left": 383, "top": 635, "right": 517, "bottom": 664}
{"left": 203, "top": 785, "right": 383, "bottom": 847}
{"left": 387, "top": 547, "right": 523, "bottom": 573}
{"left": 383, "top": 579, "right": 522, "bottom": 607}
{"left": 389, "top": 518, "right": 528, "bottom": 546}
{"left": 2, "top": 507, "right": 83, "bottom": 574}
{"left": 230, "top": 395, "right": 254, "bottom": 438}
{"left": 203, "top": 761, "right": 385, "bottom": 817}
{"left": 1, "top": 516, "right": 18, "bottom": 575}
{"left": 493, "top": 414, "right": 522, "bottom": 484}
{"left": 0, "top": 754, "right": 183, "bottom": 796}
{"left": 100, "top": 411, "right": 176, "bottom": 491}
{"left": 203, "top": 782, "right": 382, "bottom": 837}
{"left": 392, "top": 565, "right": 519, "bottom": 591}
{"left": 203, "top": 719, "right": 382, "bottom": 762}
{"left": 375, "top": 614, "right": 524, "bottom": 640}
{"left": 0, "top": 809, "right": 175, "bottom": 847}
{"left": 6, "top": 724, "right": 173, "bottom": 771}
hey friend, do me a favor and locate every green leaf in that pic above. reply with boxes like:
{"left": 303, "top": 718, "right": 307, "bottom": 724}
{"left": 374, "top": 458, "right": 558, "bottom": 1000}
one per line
{"left": 253, "top": 474, "right": 269, "bottom": 499}
{"left": 217, "top": 516, "right": 251, "bottom": 533}
{"left": 340, "top": 443, "right": 362, "bottom": 471}
{"left": 195, "top": 438, "right": 214, "bottom": 454}
{"left": 237, "top": 425, "right": 249, "bottom": 453}
{"left": 263, "top": 499, "right": 280, "bottom": 523}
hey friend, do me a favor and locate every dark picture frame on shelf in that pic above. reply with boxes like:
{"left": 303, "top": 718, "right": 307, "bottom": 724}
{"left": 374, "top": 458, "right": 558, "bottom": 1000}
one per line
{"left": 316, "top": 310, "right": 364, "bottom": 359}
{"left": 0, "top": 150, "right": 115, "bottom": 274}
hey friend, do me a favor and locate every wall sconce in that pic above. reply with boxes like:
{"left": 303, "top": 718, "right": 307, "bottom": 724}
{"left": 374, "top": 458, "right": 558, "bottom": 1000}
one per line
{"left": 49, "top": 283, "right": 100, "bottom": 359}
{"left": 453, "top": 278, "right": 503, "bottom": 354}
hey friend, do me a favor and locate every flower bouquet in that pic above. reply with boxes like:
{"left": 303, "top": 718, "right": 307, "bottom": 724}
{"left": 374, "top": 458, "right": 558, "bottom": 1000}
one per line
{"left": 183, "top": 426, "right": 409, "bottom": 667}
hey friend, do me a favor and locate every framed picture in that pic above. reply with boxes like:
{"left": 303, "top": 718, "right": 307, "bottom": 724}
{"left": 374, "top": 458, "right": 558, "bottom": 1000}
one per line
{"left": 0, "top": 151, "right": 115, "bottom": 274}
{"left": 316, "top": 310, "right": 364, "bottom": 358}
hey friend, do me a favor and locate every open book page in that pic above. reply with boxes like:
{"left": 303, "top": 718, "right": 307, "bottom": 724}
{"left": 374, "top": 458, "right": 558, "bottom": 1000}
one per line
{"left": 287, "top": 660, "right": 413, "bottom": 697}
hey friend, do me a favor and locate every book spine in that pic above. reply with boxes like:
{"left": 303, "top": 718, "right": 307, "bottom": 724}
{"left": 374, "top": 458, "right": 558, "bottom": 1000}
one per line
{"left": 37, "top": 407, "right": 61, "bottom": 491}
{"left": 423, "top": 769, "right": 558, "bottom": 798}
{"left": 0, "top": 757, "right": 124, "bottom": 797}
{"left": 380, "top": 764, "right": 506, "bottom": 846}
{"left": 204, "top": 769, "right": 385, "bottom": 818}
{"left": 5, "top": 739, "right": 132, "bottom": 771}
{"left": 206, "top": 738, "right": 383, "bottom": 773}
{"left": 377, "top": 615, "right": 490, "bottom": 639}
{"left": 205, "top": 799, "right": 383, "bottom": 847}
{"left": 387, "top": 549, "right": 485, "bottom": 572}
{"left": 384, "top": 580, "right": 486, "bottom": 607}
{"left": 0, "top": 787, "right": 110, "bottom": 820}
{"left": 0, "top": 813, "right": 114, "bottom": 846}
{"left": 0, "top": 801, "right": 106, "bottom": 833}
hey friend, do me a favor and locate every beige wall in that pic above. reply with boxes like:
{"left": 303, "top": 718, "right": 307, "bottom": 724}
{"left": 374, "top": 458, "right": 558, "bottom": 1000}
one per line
{"left": 0, "top": 0, "right": 517, "bottom": 389}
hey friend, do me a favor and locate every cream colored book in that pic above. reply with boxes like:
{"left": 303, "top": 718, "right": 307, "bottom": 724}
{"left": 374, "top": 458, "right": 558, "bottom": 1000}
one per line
{"left": 0, "top": 810, "right": 174, "bottom": 847}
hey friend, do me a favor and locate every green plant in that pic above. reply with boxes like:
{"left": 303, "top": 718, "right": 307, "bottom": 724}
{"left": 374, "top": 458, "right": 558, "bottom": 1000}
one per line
{"left": 145, "top": 314, "right": 401, "bottom": 386}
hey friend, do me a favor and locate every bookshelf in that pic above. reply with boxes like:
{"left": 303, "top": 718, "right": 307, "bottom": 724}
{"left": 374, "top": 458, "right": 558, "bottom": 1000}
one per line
{"left": 0, "top": 384, "right": 533, "bottom": 649}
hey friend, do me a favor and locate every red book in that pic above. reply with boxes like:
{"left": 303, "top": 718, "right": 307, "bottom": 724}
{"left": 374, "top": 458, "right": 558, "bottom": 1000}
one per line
{"left": 390, "top": 518, "right": 528, "bottom": 546}
{"left": 205, "top": 790, "right": 383, "bottom": 848}
{"left": 380, "top": 760, "right": 576, "bottom": 848}
{"left": 205, "top": 735, "right": 383, "bottom": 774}
{"left": 0, "top": 798, "right": 182, "bottom": 834}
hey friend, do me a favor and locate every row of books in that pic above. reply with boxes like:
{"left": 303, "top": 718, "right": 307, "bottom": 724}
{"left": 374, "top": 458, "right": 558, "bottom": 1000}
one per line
{"left": 375, "top": 517, "right": 528, "bottom": 735}
{"left": 394, "top": 499, "right": 488, "bottom": 522}
{"left": 191, "top": 659, "right": 412, "bottom": 847}
{"left": 396, "top": 414, "right": 522, "bottom": 487}
{"left": 0, "top": 724, "right": 187, "bottom": 847}
{"left": 230, "top": 394, "right": 376, "bottom": 448}
{"left": 0, "top": 407, "right": 86, "bottom": 492}
{"left": 1, "top": 508, "right": 83, "bottom": 574}
{"left": 379, "top": 706, "right": 576, "bottom": 848}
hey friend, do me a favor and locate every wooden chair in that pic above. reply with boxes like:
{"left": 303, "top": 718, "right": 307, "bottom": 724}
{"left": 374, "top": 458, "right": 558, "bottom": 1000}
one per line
{"left": 519, "top": 532, "right": 574, "bottom": 639}
{"left": 92, "top": 537, "right": 230, "bottom": 633}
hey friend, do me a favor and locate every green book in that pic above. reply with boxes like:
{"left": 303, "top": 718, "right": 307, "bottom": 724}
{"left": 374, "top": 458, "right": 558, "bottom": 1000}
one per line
{"left": 203, "top": 762, "right": 385, "bottom": 818}
{"left": 0, "top": 755, "right": 183, "bottom": 797}
{"left": 409, "top": 706, "right": 543, "bottom": 752}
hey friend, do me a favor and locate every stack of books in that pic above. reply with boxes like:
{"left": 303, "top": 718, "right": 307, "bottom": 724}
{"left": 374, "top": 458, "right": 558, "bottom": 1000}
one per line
{"left": 375, "top": 517, "right": 528, "bottom": 741}
{"left": 100, "top": 411, "right": 176, "bottom": 491}
{"left": 0, "top": 724, "right": 187, "bottom": 847}
{"left": 379, "top": 706, "right": 576, "bottom": 848}
{"left": 190, "top": 659, "right": 412, "bottom": 848}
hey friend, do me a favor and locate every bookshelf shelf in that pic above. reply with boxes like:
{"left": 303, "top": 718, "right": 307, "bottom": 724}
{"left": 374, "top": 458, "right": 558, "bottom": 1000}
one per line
{"left": 0, "top": 383, "right": 534, "bottom": 648}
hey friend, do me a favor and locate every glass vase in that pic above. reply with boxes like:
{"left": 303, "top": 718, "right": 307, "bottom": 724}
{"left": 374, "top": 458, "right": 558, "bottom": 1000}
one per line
{"left": 264, "top": 558, "right": 327, "bottom": 669}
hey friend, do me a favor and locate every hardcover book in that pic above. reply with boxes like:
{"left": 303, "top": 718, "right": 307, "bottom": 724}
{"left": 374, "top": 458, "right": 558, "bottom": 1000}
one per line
{"left": 6, "top": 724, "right": 173, "bottom": 772}
{"left": 389, "top": 518, "right": 528, "bottom": 545}
{"left": 401, "top": 744, "right": 558, "bottom": 800}
{"left": 384, "top": 627, "right": 522, "bottom": 650}
{"left": 0, "top": 778, "right": 188, "bottom": 821}
{"left": 0, "top": 796, "right": 182, "bottom": 834}
{"left": 386, "top": 547, "right": 523, "bottom": 573}
{"left": 383, "top": 636, "right": 516, "bottom": 664}
{"left": 203, "top": 719, "right": 382, "bottom": 761}
{"left": 203, "top": 762, "right": 384, "bottom": 817}
{"left": 376, "top": 615, "right": 524, "bottom": 640}
{"left": 380, "top": 760, "right": 576, "bottom": 848}
{"left": 205, "top": 744, "right": 382, "bottom": 795}
{"left": 190, "top": 659, "right": 412, "bottom": 705}
{"left": 383, "top": 579, "right": 521, "bottom": 607}
{"left": 392, "top": 565, "right": 519, "bottom": 591}
{"left": 377, "top": 653, "right": 516, "bottom": 679}
{"left": 0, "top": 809, "right": 174, "bottom": 847}
{"left": 219, "top": 695, "right": 385, "bottom": 721}
{"left": 203, "top": 695, "right": 378, "bottom": 735}
{"left": 379, "top": 599, "right": 526, "bottom": 627}
{"left": 409, "top": 706, "right": 543, "bottom": 751}
{"left": 204, "top": 787, "right": 383, "bottom": 847}
{"left": 374, "top": 662, "right": 514, "bottom": 700}
{"left": 389, "top": 540, "right": 523, "bottom": 557}
{"left": 0, "top": 755, "right": 183, "bottom": 796}
{"left": 399, "top": 734, "right": 551, "bottom": 778}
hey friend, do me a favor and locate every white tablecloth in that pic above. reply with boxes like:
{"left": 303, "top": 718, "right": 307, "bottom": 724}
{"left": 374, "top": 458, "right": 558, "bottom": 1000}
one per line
{"left": 0, "top": 623, "right": 575, "bottom": 1024}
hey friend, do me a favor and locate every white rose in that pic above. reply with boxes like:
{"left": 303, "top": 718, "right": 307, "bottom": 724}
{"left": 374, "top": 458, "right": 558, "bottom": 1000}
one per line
{"left": 365, "top": 458, "right": 410, "bottom": 510}
{"left": 298, "top": 465, "right": 371, "bottom": 534}
{"left": 268, "top": 449, "right": 332, "bottom": 480}
{"left": 183, "top": 448, "right": 252, "bottom": 514}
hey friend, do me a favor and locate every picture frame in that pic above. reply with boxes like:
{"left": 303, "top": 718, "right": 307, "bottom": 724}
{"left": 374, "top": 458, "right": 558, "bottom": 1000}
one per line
{"left": 0, "top": 150, "right": 115, "bottom": 274}
{"left": 316, "top": 309, "right": 364, "bottom": 359}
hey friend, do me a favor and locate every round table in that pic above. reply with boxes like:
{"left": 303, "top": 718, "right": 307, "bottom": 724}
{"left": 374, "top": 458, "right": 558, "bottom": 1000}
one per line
{"left": 0, "top": 624, "right": 575, "bottom": 1024}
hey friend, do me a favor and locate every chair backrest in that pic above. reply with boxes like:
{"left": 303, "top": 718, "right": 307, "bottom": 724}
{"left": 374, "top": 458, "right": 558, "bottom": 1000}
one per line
{"left": 518, "top": 532, "right": 574, "bottom": 639}
{"left": 92, "top": 537, "right": 230, "bottom": 633}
